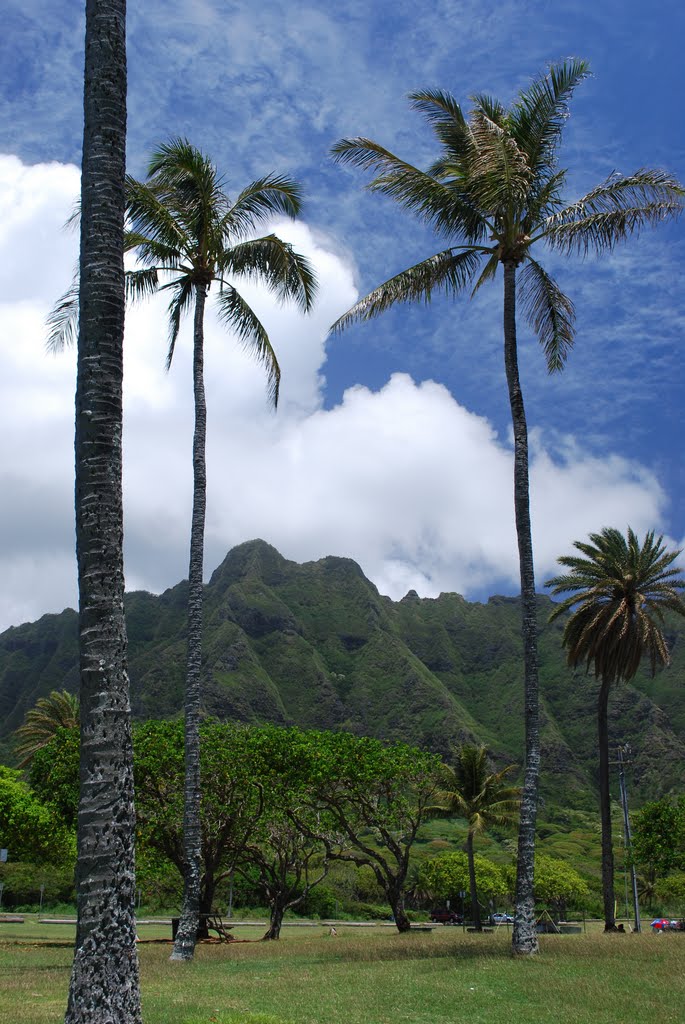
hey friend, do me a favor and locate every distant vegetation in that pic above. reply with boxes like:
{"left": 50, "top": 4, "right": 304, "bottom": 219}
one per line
{"left": 3, "top": 539, "right": 685, "bottom": 808}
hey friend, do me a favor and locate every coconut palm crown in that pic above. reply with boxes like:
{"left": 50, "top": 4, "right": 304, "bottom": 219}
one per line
{"left": 330, "top": 58, "right": 683, "bottom": 954}
{"left": 331, "top": 61, "right": 683, "bottom": 363}
{"left": 122, "top": 139, "right": 316, "bottom": 397}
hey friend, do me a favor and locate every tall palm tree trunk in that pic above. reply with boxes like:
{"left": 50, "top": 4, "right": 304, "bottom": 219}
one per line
{"left": 466, "top": 831, "right": 482, "bottom": 931}
{"left": 504, "top": 260, "right": 541, "bottom": 956}
{"left": 65, "top": 1, "right": 142, "bottom": 1020}
{"left": 597, "top": 679, "right": 616, "bottom": 930}
{"left": 171, "top": 283, "right": 208, "bottom": 962}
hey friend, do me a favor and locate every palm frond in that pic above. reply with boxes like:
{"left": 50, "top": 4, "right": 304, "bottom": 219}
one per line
{"left": 46, "top": 274, "right": 79, "bottom": 352}
{"left": 220, "top": 175, "right": 305, "bottom": 240}
{"left": 145, "top": 138, "right": 225, "bottom": 214}
{"left": 429, "top": 745, "right": 520, "bottom": 835}
{"left": 126, "top": 176, "right": 190, "bottom": 255}
{"left": 469, "top": 94, "right": 507, "bottom": 125}
{"left": 165, "top": 279, "right": 195, "bottom": 370}
{"left": 15, "top": 689, "right": 79, "bottom": 769}
{"left": 125, "top": 267, "right": 160, "bottom": 304}
{"left": 330, "top": 248, "right": 483, "bottom": 333}
{"left": 510, "top": 59, "right": 591, "bottom": 176}
{"left": 333, "top": 137, "right": 487, "bottom": 241}
{"left": 221, "top": 234, "right": 317, "bottom": 312}
{"left": 544, "top": 169, "right": 685, "bottom": 254}
{"left": 524, "top": 169, "right": 567, "bottom": 231}
{"left": 215, "top": 287, "right": 280, "bottom": 406}
{"left": 409, "top": 90, "right": 475, "bottom": 165}
{"left": 410, "top": 89, "right": 467, "bottom": 127}
{"left": 470, "top": 252, "right": 499, "bottom": 297}
{"left": 518, "top": 257, "right": 575, "bottom": 372}
{"left": 468, "top": 108, "right": 531, "bottom": 215}
{"left": 123, "top": 230, "right": 183, "bottom": 269}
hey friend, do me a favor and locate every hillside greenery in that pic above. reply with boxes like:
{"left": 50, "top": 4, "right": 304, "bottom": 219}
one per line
{"left": 2, "top": 540, "right": 684, "bottom": 812}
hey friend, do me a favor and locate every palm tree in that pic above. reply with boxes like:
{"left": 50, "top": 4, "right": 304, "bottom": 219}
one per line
{"left": 124, "top": 141, "right": 316, "bottom": 960}
{"left": 65, "top": 1, "right": 141, "bottom": 1021}
{"left": 429, "top": 745, "right": 520, "bottom": 931}
{"left": 330, "top": 60, "right": 683, "bottom": 953}
{"left": 14, "top": 689, "right": 79, "bottom": 769}
{"left": 546, "top": 527, "right": 685, "bottom": 930}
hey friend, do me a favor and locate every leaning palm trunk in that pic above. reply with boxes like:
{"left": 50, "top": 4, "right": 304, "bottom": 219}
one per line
{"left": 504, "top": 262, "right": 541, "bottom": 956}
{"left": 171, "top": 283, "right": 208, "bottom": 961}
{"left": 65, "top": 0, "right": 142, "bottom": 1020}
{"left": 597, "top": 680, "right": 616, "bottom": 930}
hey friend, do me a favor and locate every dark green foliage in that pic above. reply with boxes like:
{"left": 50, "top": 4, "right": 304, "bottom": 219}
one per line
{"left": 419, "top": 851, "right": 508, "bottom": 903}
{"left": 632, "top": 797, "right": 685, "bottom": 876}
{"left": 0, "top": 860, "right": 75, "bottom": 909}
{"left": 29, "top": 726, "right": 80, "bottom": 829}
{"left": 0, "top": 766, "right": 74, "bottom": 865}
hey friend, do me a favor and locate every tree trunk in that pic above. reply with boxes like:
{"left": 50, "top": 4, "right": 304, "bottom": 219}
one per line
{"left": 262, "top": 902, "right": 285, "bottom": 940}
{"left": 65, "top": 1, "right": 142, "bottom": 1021}
{"left": 387, "top": 885, "right": 412, "bottom": 933}
{"left": 503, "top": 261, "right": 540, "bottom": 956}
{"left": 171, "top": 283, "right": 208, "bottom": 962}
{"left": 598, "top": 679, "right": 616, "bottom": 931}
{"left": 196, "top": 873, "right": 215, "bottom": 941}
{"left": 466, "top": 832, "right": 481, "bottom": 931}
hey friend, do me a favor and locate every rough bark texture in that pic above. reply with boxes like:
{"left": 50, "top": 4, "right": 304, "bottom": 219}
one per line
{"left": 262, "top": 904, "right": 286, "bottom": 941}
{"left": 504, "top": 262, "right": 540, "bottom": 956}
{"left": 598, "top": 680, "right": 616, "bottom": 930}
{"left": 387, "top": 884, "right": 411, "bottom": 933}
{"left": 171, "top": 285, "right": 208, "bottom": 961}
{"left": 65, "top": 1, "right": 142, "bottom": 1021}
{"left": 466, "top": 832, "right": 482, "bottom": 932}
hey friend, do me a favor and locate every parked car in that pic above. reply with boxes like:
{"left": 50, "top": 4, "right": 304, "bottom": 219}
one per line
{"left": 491, "top": 913, "right": 514, "bottom": 925}
{"left": 429, "top": 908, "right": 463, "bottom": 924}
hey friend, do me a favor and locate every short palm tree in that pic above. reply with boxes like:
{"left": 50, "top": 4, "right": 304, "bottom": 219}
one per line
{"left": 429, "top": 745, "right": 520, "bottom": 931}
{"left": 330, "top": 60, "right": 683, "bottom": 953}
{"left": 546, "top": 527, "right": 685, "bottom": 930}
{"left": 125, "top": 141, "right": 316, "bottom": 960}
{"left": 14, "top": 689, "right": 79, "bottom": 769}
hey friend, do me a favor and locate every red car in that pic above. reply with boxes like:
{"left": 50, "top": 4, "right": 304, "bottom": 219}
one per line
{"left": 429, "top": 908, "right": 463, "bottom": 925}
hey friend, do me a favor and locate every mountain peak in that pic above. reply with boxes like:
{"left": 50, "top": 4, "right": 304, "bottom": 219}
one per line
{"left": 209, "top": 539, "right": 288, "bottom": 588}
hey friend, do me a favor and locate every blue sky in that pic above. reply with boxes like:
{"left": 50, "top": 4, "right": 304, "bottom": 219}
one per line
{"left": 0, "top": 0, "right": 683, "bottom": 629}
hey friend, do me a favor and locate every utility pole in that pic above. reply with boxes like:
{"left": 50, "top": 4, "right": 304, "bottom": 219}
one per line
{"left": 617, "top": 744, "right": 641, "bottom": 933}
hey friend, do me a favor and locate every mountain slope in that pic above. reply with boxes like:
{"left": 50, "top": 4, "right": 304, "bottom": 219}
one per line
{"left": 2, "top": 539, "right": 684, "bottom": 804}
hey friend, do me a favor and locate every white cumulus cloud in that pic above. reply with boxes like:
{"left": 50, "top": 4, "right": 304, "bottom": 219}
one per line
{"left": 0, "top": 154, "right": 673, "bottom": 630}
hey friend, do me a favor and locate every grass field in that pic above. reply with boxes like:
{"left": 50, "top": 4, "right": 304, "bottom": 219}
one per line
{"left": 1, "top": 917, "right": 683, "bottom": 1024}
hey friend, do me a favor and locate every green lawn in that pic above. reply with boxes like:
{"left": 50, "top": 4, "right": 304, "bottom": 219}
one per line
{"left": 1, "top": 918, "right": 683, "bottom": 1024}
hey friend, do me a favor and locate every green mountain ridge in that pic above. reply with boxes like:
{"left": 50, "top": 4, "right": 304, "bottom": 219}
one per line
{"left": 2, "top": 538, "right": 684, "bottom": 806}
